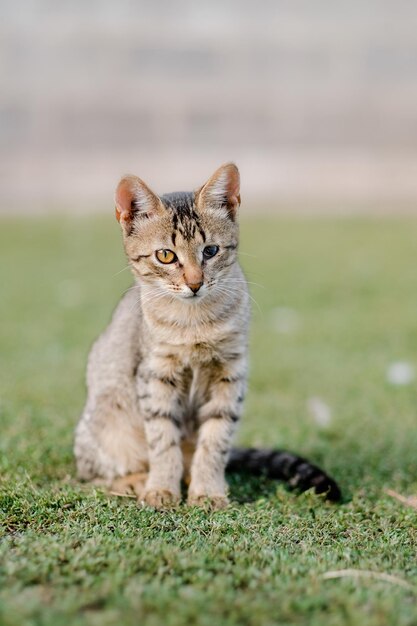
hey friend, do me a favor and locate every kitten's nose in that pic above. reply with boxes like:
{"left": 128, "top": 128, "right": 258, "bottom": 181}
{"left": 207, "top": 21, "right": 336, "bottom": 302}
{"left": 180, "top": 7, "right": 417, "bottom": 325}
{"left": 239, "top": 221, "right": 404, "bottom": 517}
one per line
{"left": 188, "top": 282, "right": 203, "bottom": 294}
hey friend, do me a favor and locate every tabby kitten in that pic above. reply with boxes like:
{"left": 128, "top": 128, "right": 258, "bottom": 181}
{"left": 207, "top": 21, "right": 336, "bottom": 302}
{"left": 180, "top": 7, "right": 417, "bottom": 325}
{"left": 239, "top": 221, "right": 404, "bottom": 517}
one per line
{"left": 74, "top": 163, "right": 340, "bottom": 509}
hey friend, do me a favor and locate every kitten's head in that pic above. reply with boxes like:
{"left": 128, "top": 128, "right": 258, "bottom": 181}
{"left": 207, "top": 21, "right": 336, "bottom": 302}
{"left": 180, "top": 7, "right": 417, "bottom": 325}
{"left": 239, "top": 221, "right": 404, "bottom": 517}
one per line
{"left": 115, "top": 163, "right": 241, "bottom": 302}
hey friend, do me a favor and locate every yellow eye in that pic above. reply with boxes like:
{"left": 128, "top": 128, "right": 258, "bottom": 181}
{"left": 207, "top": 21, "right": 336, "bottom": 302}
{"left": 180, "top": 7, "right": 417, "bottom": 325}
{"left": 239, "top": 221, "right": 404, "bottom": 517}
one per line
{"left": 156, "top": 249, "right": 177, "bottom": 264}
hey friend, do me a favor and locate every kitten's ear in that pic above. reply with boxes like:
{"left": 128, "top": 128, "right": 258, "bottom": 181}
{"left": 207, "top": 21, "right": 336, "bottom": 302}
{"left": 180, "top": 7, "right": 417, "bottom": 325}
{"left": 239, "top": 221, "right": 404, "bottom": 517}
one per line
{"left": 197, "top": 163, "right": 241, "bottom": 219}
{"left": 115, "top": 175, "right": 162, "bottom": 231}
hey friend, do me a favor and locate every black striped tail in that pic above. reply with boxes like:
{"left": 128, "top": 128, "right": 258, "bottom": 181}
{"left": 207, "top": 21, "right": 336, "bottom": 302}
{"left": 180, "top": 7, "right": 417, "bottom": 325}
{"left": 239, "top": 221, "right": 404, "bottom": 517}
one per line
{"left": 226, "top": 447, "right": 341, "bottom": 502}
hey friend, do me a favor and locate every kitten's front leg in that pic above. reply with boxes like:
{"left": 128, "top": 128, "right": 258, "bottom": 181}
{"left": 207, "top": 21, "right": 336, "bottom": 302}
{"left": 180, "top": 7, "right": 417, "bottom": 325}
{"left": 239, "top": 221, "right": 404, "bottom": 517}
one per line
{"left": 188, "top": 359, "right": 247, "bottom": 509}
{"left": 138, "top": 358, "right": 184, "bottom": 509}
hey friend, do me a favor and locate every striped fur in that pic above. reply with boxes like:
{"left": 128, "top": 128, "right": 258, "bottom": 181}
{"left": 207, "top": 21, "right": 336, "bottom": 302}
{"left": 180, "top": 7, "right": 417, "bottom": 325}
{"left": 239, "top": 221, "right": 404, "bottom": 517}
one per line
{"left": 74, "top": 163, "right": 341, "bottom": 509}
{"left": 227, "top": 448, "right": 341, "bottom": 502}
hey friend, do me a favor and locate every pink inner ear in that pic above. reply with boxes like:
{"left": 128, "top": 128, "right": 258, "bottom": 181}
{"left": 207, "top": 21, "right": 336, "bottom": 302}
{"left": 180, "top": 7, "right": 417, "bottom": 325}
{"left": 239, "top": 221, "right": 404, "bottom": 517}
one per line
{"left": 227, "top": 178, "right": 241, "bottom": 210}
{"left": 229, "top": 193, "right": 241, "bottom": 210}
{"left": 115, "top": 179, "right": 135, "bottom": 223}
{"left": 199, "top": 163, "right": 241, "bottom": 216}
{"left": 221, "top": 164, "right": 240, "bottom": 214}
{"left": 115, "top": 175, "right": 161, "bottom": 225}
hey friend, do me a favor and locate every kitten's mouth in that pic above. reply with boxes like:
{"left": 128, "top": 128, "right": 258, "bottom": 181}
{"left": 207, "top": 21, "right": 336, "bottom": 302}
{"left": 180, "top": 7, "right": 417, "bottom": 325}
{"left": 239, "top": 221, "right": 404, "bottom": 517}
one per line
{"left": 168, "top": 286, "right": 208, "bottom": 301}
{"left": 180, "top": 290, "right": 205, "bottom": 301}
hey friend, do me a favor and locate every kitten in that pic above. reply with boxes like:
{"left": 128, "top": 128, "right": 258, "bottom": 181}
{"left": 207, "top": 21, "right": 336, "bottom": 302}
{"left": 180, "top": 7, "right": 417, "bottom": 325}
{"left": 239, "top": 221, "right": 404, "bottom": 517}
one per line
{"left": 74, "top": 163, "right": 341, "bottom": 509}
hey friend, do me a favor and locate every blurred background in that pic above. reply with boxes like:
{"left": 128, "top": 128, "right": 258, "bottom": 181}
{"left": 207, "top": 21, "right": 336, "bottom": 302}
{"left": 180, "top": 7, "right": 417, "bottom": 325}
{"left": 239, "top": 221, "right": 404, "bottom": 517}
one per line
{"left": 1, "top": 0, "right": 417, "bottom": 214}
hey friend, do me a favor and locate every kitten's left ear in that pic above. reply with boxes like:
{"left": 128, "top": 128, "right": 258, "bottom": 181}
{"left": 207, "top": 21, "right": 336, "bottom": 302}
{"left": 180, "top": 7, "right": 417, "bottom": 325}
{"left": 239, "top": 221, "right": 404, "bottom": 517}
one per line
{"left": 197, "top": 163, "right": 240, "bottom": 219}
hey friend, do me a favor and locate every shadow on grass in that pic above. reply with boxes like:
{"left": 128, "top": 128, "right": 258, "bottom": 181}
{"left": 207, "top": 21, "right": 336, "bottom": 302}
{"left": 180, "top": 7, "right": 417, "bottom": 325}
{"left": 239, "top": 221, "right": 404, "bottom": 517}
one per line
{"left": 227, "top": 473, "right": 294, "bottom": 504}
{"left": 227, "top": 471, "right": 350, "bottom": 505}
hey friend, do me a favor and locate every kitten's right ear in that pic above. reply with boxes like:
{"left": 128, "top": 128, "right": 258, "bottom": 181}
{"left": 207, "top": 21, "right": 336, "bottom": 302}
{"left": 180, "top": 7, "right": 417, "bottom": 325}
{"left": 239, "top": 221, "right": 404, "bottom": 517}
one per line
{"left": 115, "top": 175, "right": 161, "bottom": 231}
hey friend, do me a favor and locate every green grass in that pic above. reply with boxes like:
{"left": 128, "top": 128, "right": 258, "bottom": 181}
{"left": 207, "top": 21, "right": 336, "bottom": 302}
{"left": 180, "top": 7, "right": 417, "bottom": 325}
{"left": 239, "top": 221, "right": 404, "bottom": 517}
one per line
{"left": 1, "top": 215, "right": 417, "bottom": 626}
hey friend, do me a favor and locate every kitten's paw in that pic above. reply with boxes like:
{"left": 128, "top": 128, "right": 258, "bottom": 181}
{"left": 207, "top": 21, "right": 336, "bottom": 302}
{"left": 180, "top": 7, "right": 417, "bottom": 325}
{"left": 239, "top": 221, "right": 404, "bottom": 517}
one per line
{"left": 141, "top": 489, "right": 180, "bottom": 510}
{"left": 111, "top": 472, "right": 148, "bottom": 498}
{"left": 187, "top": 494, "right": 230, "bottom": 511}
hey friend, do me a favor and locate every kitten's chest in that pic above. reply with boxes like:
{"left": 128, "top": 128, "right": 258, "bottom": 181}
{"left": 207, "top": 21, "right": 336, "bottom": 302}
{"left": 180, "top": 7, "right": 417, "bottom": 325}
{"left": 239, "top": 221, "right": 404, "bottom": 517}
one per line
{"left": 176, "top": 340, "right": 218, "bottom": 366}
{"left": 158, "top": 328, "right": 240, "bottom": 368}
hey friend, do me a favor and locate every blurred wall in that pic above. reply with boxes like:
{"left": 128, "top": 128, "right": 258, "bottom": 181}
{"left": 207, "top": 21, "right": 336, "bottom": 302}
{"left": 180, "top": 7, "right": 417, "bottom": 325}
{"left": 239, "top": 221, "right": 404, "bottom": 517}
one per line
{"left": 1, "top": 0, "right": 417, "bottom": 213}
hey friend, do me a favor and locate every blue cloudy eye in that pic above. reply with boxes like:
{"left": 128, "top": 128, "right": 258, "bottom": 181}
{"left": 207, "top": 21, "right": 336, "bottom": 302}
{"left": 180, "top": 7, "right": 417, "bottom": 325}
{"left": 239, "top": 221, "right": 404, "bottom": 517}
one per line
{"left": 203, "top": 245, "right": 219, "bottom": 259}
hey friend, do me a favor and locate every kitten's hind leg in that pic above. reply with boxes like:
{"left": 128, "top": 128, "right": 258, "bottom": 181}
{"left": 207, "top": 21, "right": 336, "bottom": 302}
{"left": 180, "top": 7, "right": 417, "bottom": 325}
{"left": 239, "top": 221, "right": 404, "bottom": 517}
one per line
{"left": 75, "top": 390, "right": 148, "bottom": 483}
{"left": 75, "top": 289, "right": 148, "bottom": 483}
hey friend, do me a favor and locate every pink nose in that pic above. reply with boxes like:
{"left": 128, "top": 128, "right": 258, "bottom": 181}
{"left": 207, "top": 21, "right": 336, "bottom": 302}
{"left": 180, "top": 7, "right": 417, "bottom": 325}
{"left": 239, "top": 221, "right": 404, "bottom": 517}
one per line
{"left": 188, "top": 282, "right": 203, "bottom": 294}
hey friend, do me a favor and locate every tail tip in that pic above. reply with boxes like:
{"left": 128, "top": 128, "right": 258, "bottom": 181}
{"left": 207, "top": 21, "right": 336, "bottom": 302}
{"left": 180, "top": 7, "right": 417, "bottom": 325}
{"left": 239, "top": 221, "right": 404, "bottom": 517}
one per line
{"left": 313, "top": 477, "right": 342, "bottom": 502}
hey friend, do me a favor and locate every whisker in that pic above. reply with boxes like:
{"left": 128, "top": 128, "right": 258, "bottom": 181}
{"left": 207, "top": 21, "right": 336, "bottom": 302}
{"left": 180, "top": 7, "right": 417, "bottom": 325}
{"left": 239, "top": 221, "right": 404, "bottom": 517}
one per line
{"left": 212, "top": 283, "right": 263, "bottom": 316}
{"left": 128, "top": 286, "right": 170, "bottom": 314}
{"left": 238, "top": 251, "right": 258, "bottom": 258}
{"left": 121, "top": 284, "right": 141, "bottom": 297}
{"left": 113, "top": 264, "right": 132, "bottom": 277}
{"left": 219, "top": 279, "right": 265, "bottom": 289}
{"left": 247, "top": 293, "right": 263, "bottom": 315}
